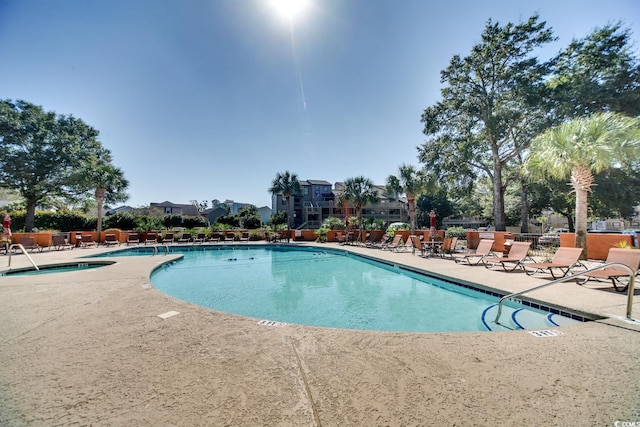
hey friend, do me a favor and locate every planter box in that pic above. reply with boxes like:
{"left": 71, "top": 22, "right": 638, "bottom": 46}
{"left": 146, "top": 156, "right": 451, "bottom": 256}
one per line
{"left": 560, "top": 233, "right": 633, "bottom": 260}
{"left": 466, "top": 231, "right": 514, "bottom": 253}
{"left": 11, "top": 232, "right": 53, "bottom": 248}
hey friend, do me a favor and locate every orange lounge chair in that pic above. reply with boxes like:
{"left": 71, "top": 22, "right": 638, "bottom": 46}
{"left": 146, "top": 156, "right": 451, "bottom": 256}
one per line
{"left": 523, "top": 247, "right": 584, "bottom": 279}
{"left": 451, "top": 239, "right": 496, "bottom": 265}
{"left": 483, "top": 241, "right": 533, "bottom": 272}
{"left": 578, "top": 248, "right": 640, "bottom": 292}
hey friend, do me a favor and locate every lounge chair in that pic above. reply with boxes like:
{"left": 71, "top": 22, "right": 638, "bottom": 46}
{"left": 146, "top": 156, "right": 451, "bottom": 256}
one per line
{"left": 80, "top": 234, "right": 97, "bottom": 248}
{"left": 144, "top": 232, "right": 158, "bottom": 244}
{"left": 193, "top": 232, "right": 206, "bottom": 244}
{"left": 177, "top": 232, "right": 192, "bottom": 244}
{"left": 127, "top": 233, "right": 140, "bottom": 245}
{"left": 578, "top": 248, "right": 640, "bottom": 292}
{"left": 208, "top": 231, "right": 222, "bottom": 243}
{"left": 523, "top": 247, "right": 584, "bottom": 279}
{"left": 239, "top": 231, "right": 250, "bottom": 242}
{"left": 364, "top": 231, "right": 382, "bottom": 247}
{"left": 452, "top": 239, "right": 496, "bottom": 265}
{"left": 161, "top": 233, "right": 174, "bottom": 244}
{"left": 18, "top": 236, "right": 42, "bottom": 252}
{"left": 52, "top": 235, "right": 73, "bottom": 250}
{"left": 483, "top": 241, "right": 533, "bottom": 272}
{"left": 382, "top": 234, "right": 404, "bottom": 251}
{"left": 224, "top": 232, "right": 235, "bottom": 243}
{"left": 103, "top": 233, "right": 120, "bottom": 246}
{"left": 409, "top": 235, "right": 427, "bottom": 256}
{"left": 440, "top": 237, "right": 459, "bottom": 258}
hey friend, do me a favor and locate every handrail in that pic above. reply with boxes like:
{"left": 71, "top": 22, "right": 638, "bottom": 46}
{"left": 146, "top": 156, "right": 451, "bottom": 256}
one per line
{"left": 494, "top": 262, "right": 637, "bottom": 325}
{"left": 152, "top": 245, "right": 169, "bottom": 256}
{"left": 6, "top": 244, "right": 39, "bottom": 271}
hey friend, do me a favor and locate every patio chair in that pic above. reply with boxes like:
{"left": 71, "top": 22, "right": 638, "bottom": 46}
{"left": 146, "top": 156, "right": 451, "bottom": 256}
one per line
{"left": 161, "top": 232, "right": 174, "bottom": 244}
{"left": 577, "top": 248, "right": 640, "bottom": 292}
{"left": 80, "top": 234, "right": 97, "bottom": 248}
{"left": 523, "top": 247, "right": 584, "bottom": 279}
{"left": 103, "top": 233, "right": 120, "bottom": 246}
{"left": 381, "top": 234, "right": 404, "bottom": 251}
{"left": 18, "top": 236, "right": 42, "bottom": 252}
{"left": 127, "top": 232, "right": 140, "bottom": 245}
{"left": 483, "top": 241, "right": 533, "bottom": 272}
{"left": 451, "top": 239, "right": 496, "bottom": 265}
{"left": 177, "top": 232, "right": 192, "bottom": 244}
{"left": 364, "top": 230, "right": 382, "bottom": 247}
{"left": 144, "top": 232, "right": 158, "bottom": 244}
{"left": 410, "top": 235, "right": 426, "bottom": 256}
{"left": 52, "top": 235, "right": 73, "bottom": 251}
{"left": 440, "top": 237, "right": 459, "bottom": 258}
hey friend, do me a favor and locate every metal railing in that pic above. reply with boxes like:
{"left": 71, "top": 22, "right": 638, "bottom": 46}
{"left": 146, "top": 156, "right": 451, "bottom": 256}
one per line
{"left": 6, "top": 243, "right": 39, "bottom": 271}
{"left": 494, "top": 262, "right": 637, "bottom": 325}
{"left": 152, "top": 245, "right": 170, "bottom": 256}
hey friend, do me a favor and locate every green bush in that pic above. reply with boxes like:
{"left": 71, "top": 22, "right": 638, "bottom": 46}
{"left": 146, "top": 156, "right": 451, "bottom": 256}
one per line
{"left": 445, "top": 226, "right": 468, "bottom": 240}
{"left": 315, "top": 227, "right": 329, "bottom": 243}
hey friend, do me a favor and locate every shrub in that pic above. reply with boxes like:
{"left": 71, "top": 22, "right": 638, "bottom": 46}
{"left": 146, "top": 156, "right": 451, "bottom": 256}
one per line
{"left": 315, "top": 227, "right": 329, "bottom": 243}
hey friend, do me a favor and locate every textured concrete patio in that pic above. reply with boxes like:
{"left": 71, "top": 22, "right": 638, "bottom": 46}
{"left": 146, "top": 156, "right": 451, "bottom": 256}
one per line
{"left": 1, "top": 242, "right": 639, "bottom": 425}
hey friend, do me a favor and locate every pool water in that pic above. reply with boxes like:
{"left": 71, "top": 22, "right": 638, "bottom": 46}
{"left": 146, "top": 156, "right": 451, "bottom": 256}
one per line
{"left": 149, "top": 246, "right": 582, "bottom": 332}
{"left": 1, "top": 261, "right": 114, "bottom": 276}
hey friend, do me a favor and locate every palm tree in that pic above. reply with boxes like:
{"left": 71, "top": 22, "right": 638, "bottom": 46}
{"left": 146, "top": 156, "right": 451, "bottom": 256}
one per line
{"left": 525, "top": 112, "right": 640, "bottom": 256}
{"left": 83, "top": 164, "right": 129, "bottom": 244}
{"left": 341, "top": 176, "right": 379, "bottom": 242}
{"left": 386, "top": 164, "right": 429, "bottom": 234}
{"left": 269, "top": 171, "right": 302, "bottom": 243}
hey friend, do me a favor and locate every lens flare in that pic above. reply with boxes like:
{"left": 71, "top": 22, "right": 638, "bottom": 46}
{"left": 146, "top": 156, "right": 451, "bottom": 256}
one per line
{"left": 269, "top": 0, "right": 308, "bottom": 21}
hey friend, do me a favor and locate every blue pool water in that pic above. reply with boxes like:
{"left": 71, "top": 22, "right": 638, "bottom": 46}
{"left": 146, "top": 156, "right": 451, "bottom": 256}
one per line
{"left": 143, "top": 246, "right": 582, "bottom": 332}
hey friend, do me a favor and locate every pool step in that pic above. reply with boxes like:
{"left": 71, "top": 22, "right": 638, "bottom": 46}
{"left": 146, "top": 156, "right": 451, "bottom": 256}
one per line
{"left": 481, "top": 304, "right": 581, "bottom": 331}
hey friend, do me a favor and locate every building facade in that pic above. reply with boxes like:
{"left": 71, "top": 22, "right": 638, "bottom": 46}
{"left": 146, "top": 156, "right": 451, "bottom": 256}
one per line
{"left": 271, "top": 179, "right": 409, "bottom": 229}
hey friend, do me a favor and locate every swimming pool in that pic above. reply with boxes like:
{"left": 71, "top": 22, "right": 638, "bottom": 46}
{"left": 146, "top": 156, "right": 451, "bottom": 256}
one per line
{"left": 1, "top": 260, "right": 115, "bottom": 277}
{"left": 137, "top": 245, "right": 584, "bottom": 332}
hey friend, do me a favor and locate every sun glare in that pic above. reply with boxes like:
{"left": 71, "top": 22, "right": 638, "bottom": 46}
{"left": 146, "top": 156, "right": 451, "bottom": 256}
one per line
{"left": 269, "top": 0, "right": 308, "bottom": 21}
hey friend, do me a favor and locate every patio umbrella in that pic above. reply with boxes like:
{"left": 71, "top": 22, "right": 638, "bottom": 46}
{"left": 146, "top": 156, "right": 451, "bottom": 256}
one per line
{"left": 429, "top": 210, "right": 438, "bottom": 240}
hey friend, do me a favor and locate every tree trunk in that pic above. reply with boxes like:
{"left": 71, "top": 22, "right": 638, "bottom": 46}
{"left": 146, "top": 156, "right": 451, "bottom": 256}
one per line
{"left": 285, "top": 195, "right": 291, "bottom": 243}
{"left": 25, "top": 200, "right": 37, "bottom": 232}
{"left": 96, "top": 188, "right": 106, "bottom": 244}
{"left": 572, "top": 166, "right": 593, "bottom": 260}
{"left": 407, "top": 196, "right": 416, "bottom": 235}
{"left": 492, "top": 159, "right": 506, "bottom": 231}
{"left": 519, "top": 180, "right": 529, "bottom": 233}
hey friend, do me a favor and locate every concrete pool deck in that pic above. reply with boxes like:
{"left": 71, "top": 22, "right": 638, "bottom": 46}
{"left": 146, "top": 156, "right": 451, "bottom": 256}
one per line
{"left": 1, "top": 242, "right": 639, "bottom": 425}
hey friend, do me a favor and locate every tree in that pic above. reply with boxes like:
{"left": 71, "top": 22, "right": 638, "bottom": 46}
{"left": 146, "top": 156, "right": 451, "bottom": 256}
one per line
{"left": 0, "top": 100, "right": 112, "bottom": 231}
{"left": 73, "top": 161, "right": 129, "bottom": 243}
{"left": 268, "top": 171, "right": 302, "bottom": 242}
{"left": 386, "top": 164, "right": 430, "bottom": 234}
{"left": 525, "top": 112, "right": 640, "bottom": 256}
{"left": 549, "top": 22, "right": 640, "bottom": 119}
{"left": 419, "top": 15, "right": 554, "bottom": 231}
{"left": 341, "top": 176, "right": 379, "bottom": 242}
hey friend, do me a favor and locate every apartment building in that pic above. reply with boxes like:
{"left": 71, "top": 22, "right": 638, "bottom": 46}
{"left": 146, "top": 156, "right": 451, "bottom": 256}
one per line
{"left": 271, "top": 179, "right": 409, "bottom": 229}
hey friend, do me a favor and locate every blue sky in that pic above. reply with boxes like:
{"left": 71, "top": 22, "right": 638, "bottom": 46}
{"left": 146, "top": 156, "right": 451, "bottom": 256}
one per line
{"left": 1, "top": 0, "right": 638, "bottom": 209}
